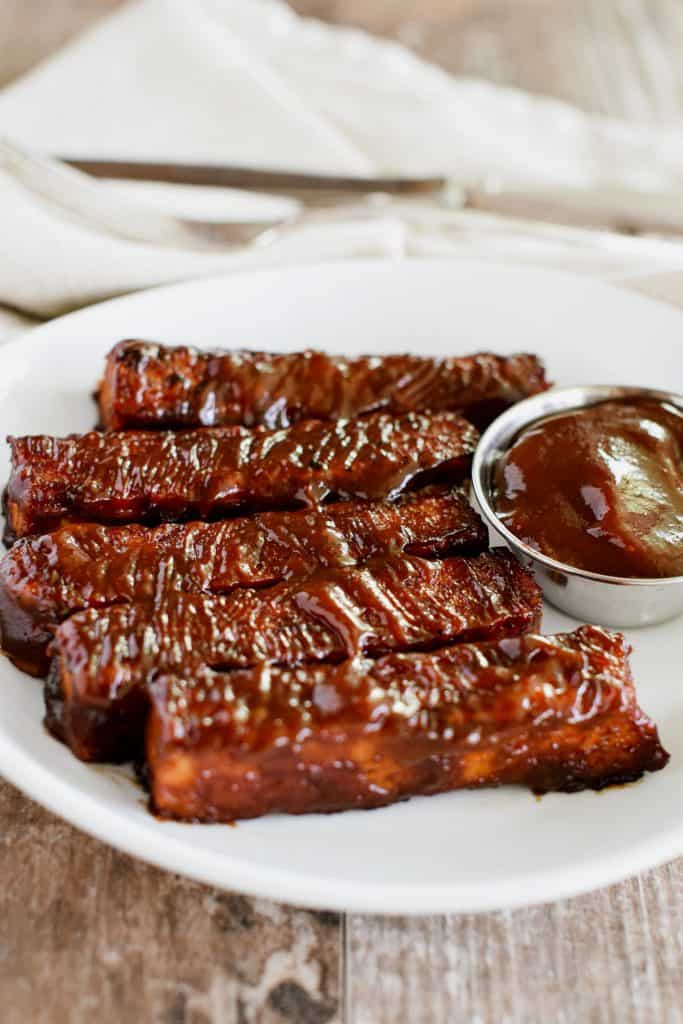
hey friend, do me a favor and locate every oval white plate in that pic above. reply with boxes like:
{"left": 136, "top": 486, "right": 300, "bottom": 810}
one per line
{"left": 1, "top": 261, "right": 682, "bottom": 915}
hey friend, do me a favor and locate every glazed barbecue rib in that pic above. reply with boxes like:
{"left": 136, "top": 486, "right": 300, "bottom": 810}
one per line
{"left": 147, "top": 626, "right": 669, "bottom": 821}
{"left": 45, "top": 550, "right": 541, "bottom": 762}
{"left": 99, "top": 340, "right": 549, "bottom": 431}
{"left": 0, "top": 487, "right": 487, "bottom": 676}
{"left": 4, "top": 411, "right": 478, "bottom": 542}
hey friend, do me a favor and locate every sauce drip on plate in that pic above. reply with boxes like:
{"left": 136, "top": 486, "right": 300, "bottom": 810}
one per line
{"left": 494, "top": 398, "right": 683, "bottom": 578}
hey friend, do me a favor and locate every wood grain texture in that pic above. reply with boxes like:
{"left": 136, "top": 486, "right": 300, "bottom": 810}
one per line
{"left": 346, "top": 864, "right": 683, "bottom": 1023}
{"left": 2, "top": 2, "right": 683, "bottom": 1022}
{"left": 0, "top": 778, "right": 341, "bottom": 1024}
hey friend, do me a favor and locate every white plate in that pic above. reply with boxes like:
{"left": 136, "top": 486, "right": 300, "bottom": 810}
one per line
{"left": 1, "top": 261, "right": 682, "bottom": 915}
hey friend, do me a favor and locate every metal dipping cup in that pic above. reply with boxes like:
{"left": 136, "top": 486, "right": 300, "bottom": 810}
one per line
{"left": 471, "top": 385, "right": 683, "bottom": 628}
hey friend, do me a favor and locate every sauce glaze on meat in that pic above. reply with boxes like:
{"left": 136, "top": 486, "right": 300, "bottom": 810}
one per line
{"left": 99, "top": 341, "right": 550, "bottom": 431}
{"left": 147, "top": 626, "right": 669, "bottom": 821}
{"left": 5, "top": 411, "right": 478, "bottom": 541}
{"left": 0, "top": 487, "right": 487, "bottom": 675}
{"left": 46, "top": 550, "right": 542, "bottom": 762}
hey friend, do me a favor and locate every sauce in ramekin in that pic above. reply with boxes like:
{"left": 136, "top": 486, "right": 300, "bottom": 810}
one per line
{"left": 494, "top": 398, "right": 683, "bottom": 578}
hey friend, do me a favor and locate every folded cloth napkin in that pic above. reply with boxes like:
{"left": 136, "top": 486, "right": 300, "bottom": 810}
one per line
{"left": 3, "top": 0, "right": 683, "bottom": 335}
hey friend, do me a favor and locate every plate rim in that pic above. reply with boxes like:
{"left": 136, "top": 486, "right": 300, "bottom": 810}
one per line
{"left": 1, "top": 258, "right": 682, "bottom": 915}
{"left": 0, "top": 720, "right": 680, "bottom": 916}
{"left": 6, "top": 254, "right": 683, "bottom": 358}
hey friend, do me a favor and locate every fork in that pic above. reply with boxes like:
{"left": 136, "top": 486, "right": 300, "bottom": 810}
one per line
{"left": 3, "top": 136, "right": 683, "bottom": 260}
{"left": 2, "top": 136, "right": 442, "bottom": 251}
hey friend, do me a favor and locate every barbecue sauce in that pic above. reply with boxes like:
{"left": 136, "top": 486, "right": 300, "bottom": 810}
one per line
{"left": 494, "top": 398, "right": 683, "bottom": 578}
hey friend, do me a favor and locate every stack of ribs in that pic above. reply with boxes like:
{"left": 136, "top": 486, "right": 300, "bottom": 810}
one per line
{"left": 0, "top": 342, "right": 669, "bottom": 822}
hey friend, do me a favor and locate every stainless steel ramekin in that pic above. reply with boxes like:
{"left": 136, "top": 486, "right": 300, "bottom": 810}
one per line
{"left": 471, "top": 385, "right": 683, "bottom": 628}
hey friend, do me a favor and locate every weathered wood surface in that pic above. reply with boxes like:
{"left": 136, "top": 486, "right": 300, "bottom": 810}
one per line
{"left": 2, "top": 2, "right": 683, "bottom": 1022}
{"left": 347, "top": 864, "right": 683, "bottom": 1023}
{"left": 0, "top": 779, "right": 341, "bottom": 1024}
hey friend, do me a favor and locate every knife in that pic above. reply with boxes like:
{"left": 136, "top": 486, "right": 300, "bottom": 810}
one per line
{"left": 63, "top": 157, "right": 683, "bottom": 236}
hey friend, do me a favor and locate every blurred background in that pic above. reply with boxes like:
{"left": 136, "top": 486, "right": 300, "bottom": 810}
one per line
{"left": 3, "top": 0, "right": 683, "bottom": 119}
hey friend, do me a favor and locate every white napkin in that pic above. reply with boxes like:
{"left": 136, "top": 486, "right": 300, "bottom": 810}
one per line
{"left": 3, "top": 0, "right": 683, "bottom": 333}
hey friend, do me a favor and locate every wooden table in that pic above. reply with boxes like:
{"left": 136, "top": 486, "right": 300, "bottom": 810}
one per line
{"left": 2, "top": 3, "right": 683, "bottom": 1021}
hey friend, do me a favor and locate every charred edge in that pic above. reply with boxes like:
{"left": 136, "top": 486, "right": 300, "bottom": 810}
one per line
{"left": 44, "top": 657, "right": 150, "bottom": 763}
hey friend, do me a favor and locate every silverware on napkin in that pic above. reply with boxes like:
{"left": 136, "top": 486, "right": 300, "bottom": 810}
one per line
{"left": 2, "top": 137, "right": 683, "bottom": 254}
{"left": 64, "top": 156, "right": 683, "bottom": 238}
